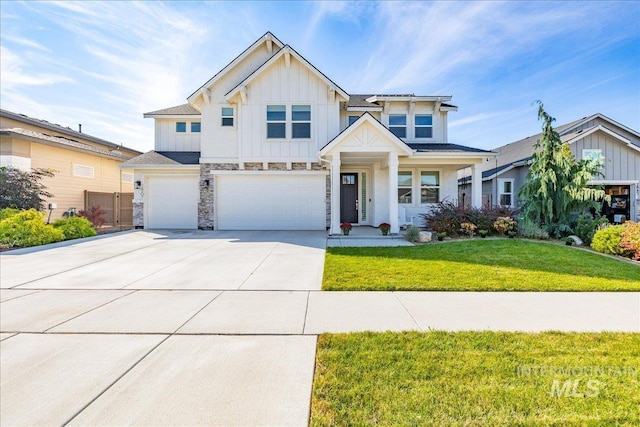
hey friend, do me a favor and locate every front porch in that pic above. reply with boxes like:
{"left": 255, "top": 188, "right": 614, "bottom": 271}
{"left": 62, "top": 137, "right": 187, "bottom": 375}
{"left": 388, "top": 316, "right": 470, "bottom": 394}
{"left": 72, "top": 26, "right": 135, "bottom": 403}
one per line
{"left": 326, "top": 226, "right": 414, "bottom": 247}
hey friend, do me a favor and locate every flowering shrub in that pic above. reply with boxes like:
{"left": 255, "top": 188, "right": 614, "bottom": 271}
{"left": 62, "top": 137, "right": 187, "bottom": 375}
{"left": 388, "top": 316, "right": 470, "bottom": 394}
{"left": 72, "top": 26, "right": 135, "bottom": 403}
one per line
{"left": 460, "top": 222, "right": 477, "bottom": 237}
{"left": 420, "top": 201, "right": 517, "bottom": 237}
{"left": 340, "top": 222, "right": 352, "bottom": 231}
{"left": 378, "top": 222, "right": 391, "bottom": 234}
{"left": 493, "top": 216, "right": 518, "bottom": 236}
{"left": 620, "top": 221, "right": 640, "bottom": 260}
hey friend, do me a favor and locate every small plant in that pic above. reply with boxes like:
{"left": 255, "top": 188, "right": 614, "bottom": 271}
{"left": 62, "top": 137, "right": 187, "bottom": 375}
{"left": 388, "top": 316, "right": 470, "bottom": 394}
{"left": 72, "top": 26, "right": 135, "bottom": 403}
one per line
{"left": 493, "top": 216, "right": 517, "bottom": 236}
{"left": 508, "top": 230, "right": 517, "bottom": 238}
{"left": 479, "top": 229, "right": 489, "bottom": 238}
{"left": 379, "top": 222, "right": 391, "bottom": 235}
{"left": 591, "top": 225, "right": 629, "bottom": 256}
{"left": 340, "top": 222, "right": 352, "bottom": 235}
{"left": 404, "top": 225, "right": 420, "bottom": 243}
{"left": 52, "top": 217, "right": 97, "bottom": 240}
{"left": 518, "top": 219, "right": 550, "bottom": 240}
{"left": 437, "top": 232, "right": 446, "bottom": 241}
{"left": 620, "top": 221, "right": 640, "bottom": 260}
{"left": 565, "top": 237, "right": 574, "bottom": 246}
{"left": 79, "top": 205, "right": 107, "bottom": 229}
{"left": 0, "top": 209, "right": 64, "bottom": 248}
{"left": 460, "top": 222, "right": 477, "bottom": 237}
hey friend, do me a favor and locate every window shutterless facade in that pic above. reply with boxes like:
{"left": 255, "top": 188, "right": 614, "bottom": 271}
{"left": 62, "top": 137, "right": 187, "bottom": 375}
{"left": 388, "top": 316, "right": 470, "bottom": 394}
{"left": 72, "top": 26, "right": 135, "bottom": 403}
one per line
{"left": 348, "top": 115, "right": 359, "bottom": 126}
{"left": 389, "top": 114, "right": 407, "bottom": 138}
{"left": 415, "top": 114, "right": 433, "bottom": 138}
{"left": 291, "top": 105, "right": 311, "bottom": 139}
{"left": 420, "top": 171, "right": 440, "bottom": 203}
{"left": 190, "top": 122, "right": 201, "bottom": 132}
{"left": 221, "top": 107, "right": 234, "bottom": 127}
{"left": 266, "top": 105, "right": 286, "bottom": 139}
{"left": 176, "top": 122, "right": 186, "bottom": 132}
{"left": 398, "top": 171, "right": 412, "bottom": 203}
{"left": 498, "top": 179, "right": 514, "bottom": 207}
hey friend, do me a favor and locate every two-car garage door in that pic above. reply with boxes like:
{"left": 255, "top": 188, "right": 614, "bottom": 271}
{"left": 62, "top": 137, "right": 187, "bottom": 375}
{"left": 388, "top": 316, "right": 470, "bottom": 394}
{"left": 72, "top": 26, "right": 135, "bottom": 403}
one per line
{"left": 216, "top": 174, "right": 326, "bottom": 230}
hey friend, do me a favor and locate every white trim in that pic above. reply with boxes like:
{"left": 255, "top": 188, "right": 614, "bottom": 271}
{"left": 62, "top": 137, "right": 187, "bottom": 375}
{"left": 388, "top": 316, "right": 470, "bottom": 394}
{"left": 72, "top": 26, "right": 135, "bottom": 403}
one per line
{"left": 498, "top": 178, "right": 515, "bottom": 207}
{"left": 588, "top": 180, "right": 639, "bottom": 185}
{"left": 210, "top": 170, "right": 328, "bottom": 176}
{"left": 143, "top": 114, "right": 201, "bottom": 119}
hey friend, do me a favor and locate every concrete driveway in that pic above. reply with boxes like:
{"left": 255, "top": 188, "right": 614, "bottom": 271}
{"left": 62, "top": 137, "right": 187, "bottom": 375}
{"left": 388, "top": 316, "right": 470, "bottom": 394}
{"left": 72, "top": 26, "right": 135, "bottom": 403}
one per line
{"left": 1, "top": 230, "right": 638, "bottom": 426}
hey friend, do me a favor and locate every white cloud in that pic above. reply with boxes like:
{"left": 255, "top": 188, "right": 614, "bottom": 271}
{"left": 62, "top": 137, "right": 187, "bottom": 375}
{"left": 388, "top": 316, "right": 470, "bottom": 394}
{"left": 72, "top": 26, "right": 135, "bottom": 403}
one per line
{"left": 0, "top": 46, "right": 72, "bottom": 88}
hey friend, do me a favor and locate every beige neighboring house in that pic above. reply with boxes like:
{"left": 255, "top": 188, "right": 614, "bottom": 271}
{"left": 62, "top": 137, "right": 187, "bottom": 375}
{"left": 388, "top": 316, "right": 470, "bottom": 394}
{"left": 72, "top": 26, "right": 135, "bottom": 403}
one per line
{"left": 0, "top": 109, "right": 141, "bottom": 224}
{"left": 459, "top": 114, "right": 640, "bottom": 223}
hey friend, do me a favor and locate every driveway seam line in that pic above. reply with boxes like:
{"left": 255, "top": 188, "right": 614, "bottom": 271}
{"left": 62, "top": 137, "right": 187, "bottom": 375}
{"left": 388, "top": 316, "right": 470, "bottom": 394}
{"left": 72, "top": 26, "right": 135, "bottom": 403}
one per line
{"left": 0, "top": 289, "right": 44, "bottom": 303}
{"left": 237, "top": 242, "right": 280, "bottom": 290}
{"left": 302, "top": 291, "right": 311, "bottom": 334}
{"left": 172, "top": 291, "right": 225, "bottom": 334}
{"left": 42, "top": 290, "right": 138, "bottom": 333}
{"left": 61, "top": 334, "right": 172, "bottom": 426}
{"left": 393, "top": 292, "right": 423, "bottom": 332}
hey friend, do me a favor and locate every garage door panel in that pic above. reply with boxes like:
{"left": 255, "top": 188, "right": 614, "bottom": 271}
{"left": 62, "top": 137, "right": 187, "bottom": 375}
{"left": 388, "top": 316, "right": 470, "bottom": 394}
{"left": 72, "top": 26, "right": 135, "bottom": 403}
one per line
{"left": 217, "top": 175, "right": 326, "bottom": 230}
{"left": 147, "top": 176, "right": 198, "bottom": 229}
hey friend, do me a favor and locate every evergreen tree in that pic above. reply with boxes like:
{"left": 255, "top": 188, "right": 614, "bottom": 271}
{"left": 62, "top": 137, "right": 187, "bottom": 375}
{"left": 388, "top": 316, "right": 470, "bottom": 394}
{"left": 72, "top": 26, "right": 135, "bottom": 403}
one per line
{"left": 518, "top": 102, "right": 606, "bottom": 236}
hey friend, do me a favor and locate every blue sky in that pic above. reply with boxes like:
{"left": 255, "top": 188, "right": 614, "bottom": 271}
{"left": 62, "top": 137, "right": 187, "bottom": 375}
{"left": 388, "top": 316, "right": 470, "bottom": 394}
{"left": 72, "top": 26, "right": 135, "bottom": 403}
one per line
{"left": 1, "top": 1, "right": 638, "bottom": 152}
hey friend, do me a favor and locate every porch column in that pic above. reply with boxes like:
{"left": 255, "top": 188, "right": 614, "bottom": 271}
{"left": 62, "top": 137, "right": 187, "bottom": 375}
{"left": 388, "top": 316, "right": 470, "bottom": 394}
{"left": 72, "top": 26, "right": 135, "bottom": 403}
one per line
{"left": 472, "top": 163, "right": 482, "bottom": 208}
{"left": 388, "top": 152, "right": 399, "bottom": 234}
{"left": 330, "top": 155, "right": 342, "bottom": 235}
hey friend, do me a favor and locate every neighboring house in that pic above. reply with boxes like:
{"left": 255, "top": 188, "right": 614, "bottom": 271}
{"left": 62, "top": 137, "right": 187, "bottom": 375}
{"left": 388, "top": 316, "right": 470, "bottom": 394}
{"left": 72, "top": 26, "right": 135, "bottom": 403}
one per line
{"left": 0, "top": 109, "right": 141, "bottom": 224}
{"left": 123, "top": 32, "right": 494, "bottom": 233}
{"left": 461, "top": 114, "right": 640, "bottom": 223}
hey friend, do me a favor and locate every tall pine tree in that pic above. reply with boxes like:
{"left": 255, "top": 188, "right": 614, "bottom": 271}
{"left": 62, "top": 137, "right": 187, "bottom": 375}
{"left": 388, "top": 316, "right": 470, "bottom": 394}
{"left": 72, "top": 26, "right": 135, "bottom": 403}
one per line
{"left": 518, "top": 102, "right": 607, "bottom": 236}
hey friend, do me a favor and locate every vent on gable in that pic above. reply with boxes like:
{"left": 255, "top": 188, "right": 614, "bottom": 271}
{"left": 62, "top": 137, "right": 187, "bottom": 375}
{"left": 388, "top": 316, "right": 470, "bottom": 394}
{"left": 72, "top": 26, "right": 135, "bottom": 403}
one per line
{"left": 122, "top": 173, "right": 134, "bottom": 183}
{"left": 73, "top": 164, "right": 94, "bottom": 178}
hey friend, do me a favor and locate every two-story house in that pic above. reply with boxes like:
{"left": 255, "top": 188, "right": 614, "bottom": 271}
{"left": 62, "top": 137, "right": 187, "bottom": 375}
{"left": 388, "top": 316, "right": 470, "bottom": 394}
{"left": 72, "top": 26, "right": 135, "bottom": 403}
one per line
{"left": 122, "top": 32, "right": 494, "bottom": 233}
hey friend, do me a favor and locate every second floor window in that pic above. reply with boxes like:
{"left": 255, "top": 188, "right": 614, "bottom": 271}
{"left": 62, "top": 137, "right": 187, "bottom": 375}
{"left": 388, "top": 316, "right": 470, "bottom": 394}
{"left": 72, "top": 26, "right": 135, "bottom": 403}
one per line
{"left": 267, "top": 105, "right": 286, "bottom": 139}
{"left": 176, "top": 122, "right": 186, "bottom": 132}
{"left": 348, "top": 115, "right": 359, "bottom": 126}
{"left": 292, "top": 105, "right": 311, "bottom": 139}
{"left": 415, "top": 114, "right": 433, "bottom": 138}
{"left": 221, "top": 107, "right": 234, "bottom": 127}
{"left": 389, "top": 114, "right": 406, "bottom": 138}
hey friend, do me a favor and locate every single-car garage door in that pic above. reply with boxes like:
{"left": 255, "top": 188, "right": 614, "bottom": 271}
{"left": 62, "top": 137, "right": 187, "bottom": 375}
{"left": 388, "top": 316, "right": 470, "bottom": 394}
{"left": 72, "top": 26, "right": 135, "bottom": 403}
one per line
{"left": 216, "top": 174, "right": 326, "bottom": 230}
{"left": 146, "top": 176, "right": 199, "bottom": 229}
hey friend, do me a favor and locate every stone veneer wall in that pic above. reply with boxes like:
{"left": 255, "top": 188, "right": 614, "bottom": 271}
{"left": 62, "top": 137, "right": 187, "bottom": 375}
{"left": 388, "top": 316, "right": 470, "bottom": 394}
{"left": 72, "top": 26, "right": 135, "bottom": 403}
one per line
{"left": 133, "top": 202, "right": 144, "bottom": 228}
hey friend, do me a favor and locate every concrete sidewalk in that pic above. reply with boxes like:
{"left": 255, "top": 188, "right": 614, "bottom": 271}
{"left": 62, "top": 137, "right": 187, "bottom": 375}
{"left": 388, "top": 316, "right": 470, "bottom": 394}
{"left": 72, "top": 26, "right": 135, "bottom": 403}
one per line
{"left": 1, "top": 230, "right": 638, "bottom": 426}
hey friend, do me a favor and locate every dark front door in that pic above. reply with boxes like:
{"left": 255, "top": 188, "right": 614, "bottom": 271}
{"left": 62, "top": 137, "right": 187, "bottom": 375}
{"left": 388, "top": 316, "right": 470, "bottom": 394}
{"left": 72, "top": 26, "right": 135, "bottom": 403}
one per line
{"left": 340, "top": 173, "right": 358, "bottom": 223}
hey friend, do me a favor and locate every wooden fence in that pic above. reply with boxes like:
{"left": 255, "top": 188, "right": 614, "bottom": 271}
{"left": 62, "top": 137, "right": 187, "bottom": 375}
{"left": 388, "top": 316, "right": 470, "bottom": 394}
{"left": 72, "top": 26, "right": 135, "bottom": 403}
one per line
{"left": 84, "top": 191, "right": 133, "bottom": 228}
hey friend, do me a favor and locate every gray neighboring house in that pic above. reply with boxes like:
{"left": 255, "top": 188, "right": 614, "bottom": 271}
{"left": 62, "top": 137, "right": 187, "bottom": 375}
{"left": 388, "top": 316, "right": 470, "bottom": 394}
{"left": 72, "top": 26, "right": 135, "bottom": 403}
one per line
{"left": 459, "top": 114, "right": 640, "bottom": 223}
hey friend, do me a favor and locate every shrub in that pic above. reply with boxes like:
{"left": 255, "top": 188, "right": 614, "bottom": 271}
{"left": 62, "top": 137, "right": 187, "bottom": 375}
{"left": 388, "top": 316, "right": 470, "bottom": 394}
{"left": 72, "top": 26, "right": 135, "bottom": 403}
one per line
{"left": 79, "top": 205, "right": 107, "bottom": 229}
{"left": 52, "top": 217, "right": 97, "bottom": 240}
{"left": 591, "top": 225, "right": 629, "bottom": 256}
{"left": 460, "top": 222, "right": 477, "bottom": 237}
{"left": 0, "top": 207, "right": 21, "bottom": 221}
{"left": 421, "top": 201, "right": 518, "bottom": 237}
{"left": 518, "top": 219, "right": 549, "bottom": 240}
{"left": 620, "top": 221, "right": 640, "bottom": 260}
{"left": 493, "top": 216, "right": 518, "bottom": 235}
{"left": 404, "top": 225, "right": 420, "bottom": 243}
{"left": 572, "top": 214, "right": 608, "bottom": 246}
{"left": 0, "top": 167, "right": 55, "bottom": 210}
{"left": 0, "top": 209, "right": 64, "bottom": 248}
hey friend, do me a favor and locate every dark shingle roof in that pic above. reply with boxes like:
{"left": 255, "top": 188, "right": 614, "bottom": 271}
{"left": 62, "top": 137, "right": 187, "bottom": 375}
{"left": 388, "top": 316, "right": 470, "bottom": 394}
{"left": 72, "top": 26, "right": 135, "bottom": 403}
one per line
{"left": 346, "top": 94, "right": 379, "bottom": 108}
{"left": 409, "top": 143, "right": 492, "bottom": 153}
{"left": 144, "top": 104, "right": 200, "bottom": 116}
{"left": 120, "top": 151, "right": 200, "bottom": 167}
{"left": 156, "top": 151, "right": 200, "bottom": 164}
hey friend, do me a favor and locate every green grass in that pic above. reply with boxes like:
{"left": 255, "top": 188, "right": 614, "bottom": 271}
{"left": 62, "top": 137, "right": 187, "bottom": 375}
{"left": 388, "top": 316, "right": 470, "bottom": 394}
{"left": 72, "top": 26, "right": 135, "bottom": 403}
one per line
{"left": 311, "top": 331, "right": 640, "bottom": 426}
{"left": 323, "top": 239, "right": 640, "bottom": 291}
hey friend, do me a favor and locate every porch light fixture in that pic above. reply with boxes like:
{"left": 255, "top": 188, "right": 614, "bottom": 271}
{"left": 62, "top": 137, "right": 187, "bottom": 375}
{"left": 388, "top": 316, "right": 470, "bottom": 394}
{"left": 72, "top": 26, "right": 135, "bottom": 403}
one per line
{"left": 204, "top": 179, "right": 210, "bottom": 188}
{"left": 134, "top": 180, "right": 142, "bottom": 189}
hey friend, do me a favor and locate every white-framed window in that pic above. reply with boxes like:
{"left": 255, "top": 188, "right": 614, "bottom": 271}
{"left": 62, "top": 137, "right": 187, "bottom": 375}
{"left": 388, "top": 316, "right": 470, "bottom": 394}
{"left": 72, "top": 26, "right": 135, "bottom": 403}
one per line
{"left": 176, "top": 122, "right": 186, "bottom": 133}
{"left": 398, "top": 171, "right": 412, "bottom": 204}
{"left": 582, "top": 149, "right": 604, "bottom": 166}
{"left": 73, "top": 164, "right": 94, "bottom": 179}
{"left": 415, "top": 114, "right": 433, "bottom": 138}
{"left": 221, "top": 107, "right": 234, "bottom": 127}
{"left": 389, "top": 114, "right": 406, "bottom": 138}
{"left": 190, "top": 122, "right": 201, "bottom": 132}
{"left": 122, "top": 173, "right": 134, "bottom": 183}
{"left": 348, "top": 115, "right": 359, "bottom": 126}
{"left": 266, "top": 105, "right": 286, "bottom": 139}
{"left": 292, "top": 105, "right": 311, "bottom": 139}
{"left": 498, "top": 179, "right": 514, "bottom": 207}
{"left": 420, "top": 171, "right": 440, "bottom": 203}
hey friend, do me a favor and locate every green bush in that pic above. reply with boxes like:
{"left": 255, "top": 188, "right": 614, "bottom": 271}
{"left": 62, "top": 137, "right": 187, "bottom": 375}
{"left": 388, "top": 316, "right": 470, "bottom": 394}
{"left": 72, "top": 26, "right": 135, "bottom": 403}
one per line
{"left": 52, "top": 217, "right": 97, "bottom": 240}
{"left": 0, "top": 207, "right": 21, "bottom": 221}
{"left": 591, "top": 225, "right": 629, "bottom": 256}
{"left": 0, "top": 209, "right": 64, "bottom": 248}
{"left": 517, "top": 219, "right": 549, "bottom": 240}
{"left": 404, "top": 226, "right": 421, "bottom": 243}
{"left": 573, "top": 214, "right": 608, "bottom": 246}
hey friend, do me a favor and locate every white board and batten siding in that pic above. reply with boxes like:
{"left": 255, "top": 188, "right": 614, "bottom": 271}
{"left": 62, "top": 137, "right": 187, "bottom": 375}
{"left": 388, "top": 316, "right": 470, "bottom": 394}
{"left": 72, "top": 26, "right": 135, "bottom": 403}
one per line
{"left": 216, "top": 174, "right": 326, "bottom": 230}
{"left": 572, "top": 133, "right": 640, "bottom": 181}
{"left": 146, "top": 175, "right": 199, "bottom": 229}
{"left": 154, "top": 119, "right": 201, "bottom": 152}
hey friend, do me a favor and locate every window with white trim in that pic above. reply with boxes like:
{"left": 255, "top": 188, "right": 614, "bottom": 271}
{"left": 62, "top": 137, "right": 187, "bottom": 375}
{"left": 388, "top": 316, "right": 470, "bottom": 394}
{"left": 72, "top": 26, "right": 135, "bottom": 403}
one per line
{"left": 176, "top": 122, "right": 186, "bottom": 133}
{"left": 415, "top": 114, "right": 433, "bottom": 138}
{"left": 389, "top": 114, "right": 406, "bottom": 138}
{"left": 190, "top": 122, "right": 201, "bottom": 132}
{"left": 291, "top": 105, "right": 311, "bottom": 139}
{"left": 420, "top": 171, "right": 440, "bottom": 203}
{"left": 348, "top": 115, "right": 359, "bottom": 126}
{"left": 266, "top": 105, "right": 286, "bottom": 139}
{"left": 398, "top": 171, "right": 412, "bottom": 204}
{"left": 498, "top": 179, "right": 514, "bottom": 207}
{"left": 582, "top": 149, "right": 604, "bottom": 166}
{"left": 73, "top": 164, "right": 94, "bottom": 179}
{"left": 221, "top": 107, "right": 234, "bottom": 127}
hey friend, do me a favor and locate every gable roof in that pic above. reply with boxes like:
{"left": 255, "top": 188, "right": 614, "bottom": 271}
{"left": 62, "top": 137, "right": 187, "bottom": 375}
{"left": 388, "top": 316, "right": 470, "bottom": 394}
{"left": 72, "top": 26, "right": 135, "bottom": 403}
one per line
{"left": 409, "top": 143, "right": 492, "bottom": 153}
{"left": 144, "top": 104, "right": 201, "bottom": 117}
{"left": 187, "top": 32, "right": 285, "bottom": 103}
{"left": 225, "top": 45, "right": 349, "bottom": 102}
{"left": 119, "top": 150, "right": 200, "bottom": 168}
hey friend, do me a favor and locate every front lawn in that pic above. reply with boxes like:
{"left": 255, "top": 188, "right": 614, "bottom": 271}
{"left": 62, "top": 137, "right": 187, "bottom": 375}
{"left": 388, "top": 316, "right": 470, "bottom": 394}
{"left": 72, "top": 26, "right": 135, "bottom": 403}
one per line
{"left": 311, "top": 331, "right": 640, "bottom": 426}
{"left": 323, "top": 239, "right": 640, "bottom": 291}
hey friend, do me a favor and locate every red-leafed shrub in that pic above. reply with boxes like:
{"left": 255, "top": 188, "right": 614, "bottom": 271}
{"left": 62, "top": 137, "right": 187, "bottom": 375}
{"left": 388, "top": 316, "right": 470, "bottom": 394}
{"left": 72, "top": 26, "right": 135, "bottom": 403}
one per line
{"left": 620, "top": 221, "right": 640, "bottom": 260}
{"left": 79, "top": 205, "right": 107, "bottom": 229}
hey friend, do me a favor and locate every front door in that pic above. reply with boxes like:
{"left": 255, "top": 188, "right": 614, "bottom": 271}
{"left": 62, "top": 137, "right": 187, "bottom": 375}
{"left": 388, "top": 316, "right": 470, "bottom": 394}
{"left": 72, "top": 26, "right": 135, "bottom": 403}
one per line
{"left": 340, "top": 173, "right": 358, "bottom": 223}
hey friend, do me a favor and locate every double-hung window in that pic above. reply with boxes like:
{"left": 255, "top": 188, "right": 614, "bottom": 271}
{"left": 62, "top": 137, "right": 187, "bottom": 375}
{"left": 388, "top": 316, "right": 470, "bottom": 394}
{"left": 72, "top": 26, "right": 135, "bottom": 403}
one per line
{"left": 389, "top": 114, "right": 406, "bottom": 138}
{"left": 398, "top": 171, "right": 412, "bottom": 204}
{"left": 266, "top": 105, "right": 286, "bottom": 139}
{"left": 292, "top": 105, "right": 311, "bottom": 139}
{"left": 221, "top": 107, "right": 234, "bottom": 127}
{"left": 415, "top": 114, "right": 433, "bottom": 138}
{"left": 498, "top": 179, "right": 514, "bottom": 207}
{"left": 420, "top": 171, "right": 440, "bottom": 203}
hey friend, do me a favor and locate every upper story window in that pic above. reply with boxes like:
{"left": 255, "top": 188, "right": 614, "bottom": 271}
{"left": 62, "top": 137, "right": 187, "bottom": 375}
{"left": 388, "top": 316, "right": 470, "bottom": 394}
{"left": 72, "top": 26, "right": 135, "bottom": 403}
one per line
{"left": 398, "top": 171, "right": 412, "bottom": 204}
{"left": 176, "top": 122, "right": 186, "bottom": 133}
{"left": 190, "top": 122, "right": 201, "bottom": 133}
{"left": 292, "top": 105, "right": 311, "bottom": 139}
{"left": 389, "top": 114, "right": 406, "bottom": 138}
{"left": 415, "top": 114, "right": 433, "bottom": 138}
{"left": 267, "top": 105, "right": 286, "bottom": 139}
{"left": 499, "top": 179, "right": 514, "bottom": 207}
{"left": 420, "top": 171, "right": 439, "bottom": 203}
{"left": 583, "top": 149, "right": 604, "bottom": 166}
{"left": 221, "top": 107, "right": 234, "bottom": 127}
{"left": 348, "top": 115, "right": 359, "bottom": 126}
